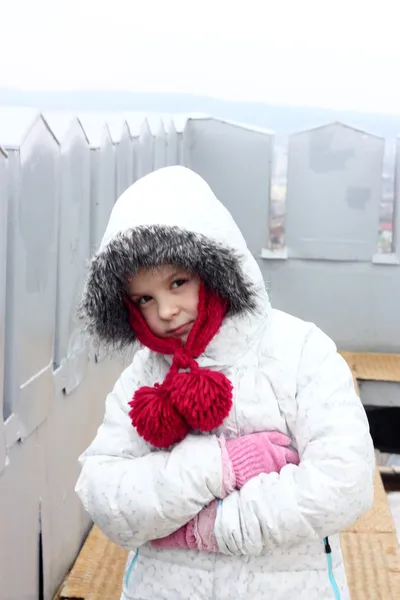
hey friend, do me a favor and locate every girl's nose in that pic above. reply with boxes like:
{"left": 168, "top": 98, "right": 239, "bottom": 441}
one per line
{"left": 158, "top": 299, "right": 179, "bottom": 321}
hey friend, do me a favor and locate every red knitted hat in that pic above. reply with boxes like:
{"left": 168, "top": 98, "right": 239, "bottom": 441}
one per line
{"left": 125, "top": 283, "right": 233, "bottom": 448}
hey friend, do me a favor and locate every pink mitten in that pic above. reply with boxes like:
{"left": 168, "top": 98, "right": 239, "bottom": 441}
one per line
{"left": 226, "top": 431, "right": 299, "bottom": 488}
{"left": 151, "top": 501, "right": 219, "bottom": 552}
{"left": 151, "top": 525, "right": 189, "bottom": 549}
{"left": 186, "top": 500, "right": 219, "bottom": 552}
{"left": 151, "top": 431, "right": 299, "bottom": 551}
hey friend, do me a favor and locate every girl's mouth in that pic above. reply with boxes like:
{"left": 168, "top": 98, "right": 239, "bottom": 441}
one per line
{"left": 168, "top": 322, "right": 194, "bottom": 336}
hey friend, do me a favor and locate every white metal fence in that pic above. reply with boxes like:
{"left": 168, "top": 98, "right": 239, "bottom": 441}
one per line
{"left": 0, "top": 109, "right": 399, "bottom": 600}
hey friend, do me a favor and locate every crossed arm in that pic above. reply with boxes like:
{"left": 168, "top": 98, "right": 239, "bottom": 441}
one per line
{"left": 76, "top": 329, "right": 374, "bottom": 555}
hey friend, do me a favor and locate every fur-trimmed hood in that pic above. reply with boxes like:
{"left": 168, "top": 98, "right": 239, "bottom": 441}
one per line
{"left": 79, "top": 166, "right": 270, "bottom": 355}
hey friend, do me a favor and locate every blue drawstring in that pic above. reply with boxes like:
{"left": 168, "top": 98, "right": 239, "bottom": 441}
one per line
{"left": 324, "top": 538, "right": 341, "bottom": 599}
{"left": 125, "top": 549, "right": 140, "bottom": 588}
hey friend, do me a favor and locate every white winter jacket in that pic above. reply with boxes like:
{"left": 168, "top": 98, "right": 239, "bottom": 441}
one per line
{"left": 76, "top": 166, "right": 375, "bottom": 600}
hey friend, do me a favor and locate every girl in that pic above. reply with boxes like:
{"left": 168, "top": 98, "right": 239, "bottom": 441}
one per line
{"left": 76, "top": 166, "right": 375, "bottom": 599}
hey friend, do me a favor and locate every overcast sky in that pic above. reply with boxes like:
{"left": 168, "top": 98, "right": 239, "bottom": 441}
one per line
{"left": 1, "top": 0, "right": 400, "bottom": 113}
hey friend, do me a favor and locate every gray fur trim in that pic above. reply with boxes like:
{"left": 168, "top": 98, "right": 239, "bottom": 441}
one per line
{"left": 78, "top": 225, "right": 258, "bottom": 351}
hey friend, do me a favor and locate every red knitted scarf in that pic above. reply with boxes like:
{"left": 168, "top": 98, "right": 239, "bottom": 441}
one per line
{"left": 125, "top": 284, "right": 233, "bottom": 448}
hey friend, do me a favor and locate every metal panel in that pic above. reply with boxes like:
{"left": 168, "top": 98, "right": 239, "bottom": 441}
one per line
{"left": 147, "top": 114, "right": 167, "bottom": 171}
{"left": 45, "top": 116, "right": 91, "bottom": 395}
{"left": 104, "top": 116, "right": 123, "bottom": 146}
{"left": 125, "top": 112, "right": 144, "bottom": 143}
{"left": 43, "top": 111, "right": 79, "bottom": 146}
{"left": 40, "top": 356, "right": 126, "bottom": 600}
{"left": 137, "top": 118, "right": 153, "bottom": 179}
{"left": 125, "top": 113, "right": 144, "bottom": 183}
{"left": 173, "top": 114, "right": 189, "bottom": 166}
{"left": 79, "top": 116, "right": 116, "bottom": 254}
{"left": 156, "top": 114, "right": 175, "bottom": 166}
{"left": 115, "top": 120, "right": 134, "bottom": 197}
{"left": 392, "top": 137, "right": 400, "bottom": 258}
{"left": 0, "top": 429, "right": 43, "bottom": 600}
{"left": 166, "top": 116, "right": 178, "bottom": 166}
{"left": 125, "top": 113, "right": 153, "bottom": 181}
{"left": 185, "top": 117, "right": 273, "bottom": 257}
{"left": 102, "top": 115, "right": 122, "bottom": 200}
{"left": 0, "top": 110, "right": 60, "bottom": 444}
{"left": 79, "top": 116, "right": 115, "bottom": 364}
{"left": 0, "top": 147, "right": 8, "bottom": 473}
{"left": 261, "top": 133, "right": 399, "bottom": 351}
{"left": 77, "top": 113, "right": 109, "bottom": 149}
{"left": 263, "top": 258, "right": 400, "bottom": 352}
{"left": 285, "top": 123, "right": 384, "bottom": 261}
{"left": 172, "top": 114, "right": 189, "bottom": 134}
{"left": 360, "top": 381, "right": 400, "bottom": 408}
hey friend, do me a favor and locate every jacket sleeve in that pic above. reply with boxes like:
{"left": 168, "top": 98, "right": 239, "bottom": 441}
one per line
{"left": 75, "top": 352, "right": 224, "bottom": 551}
{"left": 214, "top": 325, "right": 375, "bottom": 556}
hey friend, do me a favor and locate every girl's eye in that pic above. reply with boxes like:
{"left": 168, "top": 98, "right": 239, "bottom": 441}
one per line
{"left": 137, "top": 295, "right": 152, "bottom": 306}
{"left": 171, "top": 278, "right": 187, "bottom": 289}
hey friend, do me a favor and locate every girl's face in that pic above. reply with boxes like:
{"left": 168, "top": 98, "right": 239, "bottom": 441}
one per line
{"left": 126, "top": 265, "right": 200, "bottom": 343}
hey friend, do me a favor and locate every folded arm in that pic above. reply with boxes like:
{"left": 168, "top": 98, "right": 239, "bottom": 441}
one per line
{"left": 152, "top": 430, "right": 299, "bottom": 551}
{"left": 213, "top": 326, "right": 375, "bottom": 556}
{"left": 75, "top": 353, "right": 225, "bottom": 551}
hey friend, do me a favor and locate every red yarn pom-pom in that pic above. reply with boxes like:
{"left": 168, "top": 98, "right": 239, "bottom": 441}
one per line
{"left": 129, "top": 386, "right": 189, "bottom": 448}
{"left": 170, "top": 369, "right": 233, "bottom": 432}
